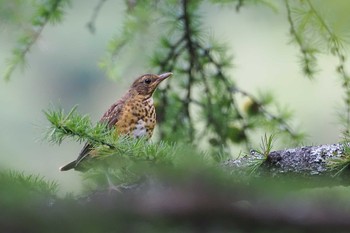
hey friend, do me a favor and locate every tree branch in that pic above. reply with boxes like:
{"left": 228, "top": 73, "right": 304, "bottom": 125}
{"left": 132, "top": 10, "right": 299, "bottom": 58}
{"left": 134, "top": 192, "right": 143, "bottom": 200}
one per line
{"left": 86, "top": 0, "right": 108, "bottom": 33}
{"left": 224, "top": 143, "right": 350, "bottom": 180}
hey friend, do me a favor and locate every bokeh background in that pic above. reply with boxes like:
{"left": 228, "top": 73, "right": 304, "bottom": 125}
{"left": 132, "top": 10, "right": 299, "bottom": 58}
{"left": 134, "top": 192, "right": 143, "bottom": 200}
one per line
{"left": 0, "top": 1, "right": 347, "bottom": 193}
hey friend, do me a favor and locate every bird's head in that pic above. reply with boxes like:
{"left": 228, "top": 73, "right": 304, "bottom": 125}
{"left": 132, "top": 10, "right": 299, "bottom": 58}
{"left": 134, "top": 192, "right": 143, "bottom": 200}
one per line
{"left": 131, "top": 72, "right": 172, "bottom": 99}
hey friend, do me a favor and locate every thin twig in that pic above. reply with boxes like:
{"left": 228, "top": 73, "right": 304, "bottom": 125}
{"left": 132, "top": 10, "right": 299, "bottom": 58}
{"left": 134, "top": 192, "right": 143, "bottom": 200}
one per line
{"left": 182, "top": 0, "right": 195, "bottom": 141}
{"left": 87, "top": 0, "right": 108, "bottom": 33}
{"left": 306, "top": 0, "right": 350, "bottom": 129}
{"left": 285, "top": 0, "right": 316, "bottom": 77}
{"left": 4, "top": 0, "right": 64, "bottom": 81}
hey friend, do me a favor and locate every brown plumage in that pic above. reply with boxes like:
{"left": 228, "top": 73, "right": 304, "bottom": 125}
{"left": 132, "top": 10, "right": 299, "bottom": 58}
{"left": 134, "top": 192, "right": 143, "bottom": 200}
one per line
{"left": 60, "top": 72, "right": 172, "bottom": 171}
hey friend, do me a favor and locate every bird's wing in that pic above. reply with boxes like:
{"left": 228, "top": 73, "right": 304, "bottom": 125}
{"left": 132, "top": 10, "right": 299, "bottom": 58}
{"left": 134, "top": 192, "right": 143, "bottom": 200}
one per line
{"left": 75, "top": 99, "right": 126, "bottom": 167}
{"left": 100, "top": 100, "right": 125, "bottom": 127}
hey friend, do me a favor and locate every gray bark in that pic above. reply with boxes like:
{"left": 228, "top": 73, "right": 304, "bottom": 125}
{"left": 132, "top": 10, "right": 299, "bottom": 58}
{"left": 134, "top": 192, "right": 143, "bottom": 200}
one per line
{"left": 224, "top": 143, "right": 349, "bottom": 178}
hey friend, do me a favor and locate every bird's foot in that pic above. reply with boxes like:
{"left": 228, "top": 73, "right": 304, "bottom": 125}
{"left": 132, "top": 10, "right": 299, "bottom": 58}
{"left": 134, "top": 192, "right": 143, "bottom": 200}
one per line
{"left": 105, "top": 174, "right": 122, "bottom": 194}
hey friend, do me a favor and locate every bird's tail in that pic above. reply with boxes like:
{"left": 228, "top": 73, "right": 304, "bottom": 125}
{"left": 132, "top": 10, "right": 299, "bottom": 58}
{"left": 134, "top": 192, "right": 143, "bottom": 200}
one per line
{"left": 59, "top": 160, "right": 77, "bottom": 171}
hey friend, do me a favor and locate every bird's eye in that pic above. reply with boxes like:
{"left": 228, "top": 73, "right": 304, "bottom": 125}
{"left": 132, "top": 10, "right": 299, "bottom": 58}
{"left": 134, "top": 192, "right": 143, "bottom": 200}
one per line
{"left": 144, "top": 78, "right": 152, "bottom": 84}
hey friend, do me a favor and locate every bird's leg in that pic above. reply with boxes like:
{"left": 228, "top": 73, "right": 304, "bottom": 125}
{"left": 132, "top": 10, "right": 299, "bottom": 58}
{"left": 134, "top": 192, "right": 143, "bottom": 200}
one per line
{"left": 105, "top": 173, "right": 121, "bottom": 193}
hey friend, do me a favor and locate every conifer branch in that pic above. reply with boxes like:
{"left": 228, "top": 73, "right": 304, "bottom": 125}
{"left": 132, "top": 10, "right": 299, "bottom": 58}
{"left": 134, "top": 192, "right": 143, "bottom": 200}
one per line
{"left": 285, "top": 0, "right": 350, "bottom": 132}
{"left": 44, "top": 106, "right": 117, "bottom": 148}
{"left": 99, "top": 1, "right": 158, "bottom": 78}
{"left": 234, "top": 88, "right": 301, "bottom": 140}
{"left": 151, "top": 0, "right": 303, "bottom": 152}
{"left": 182, "top": 0, "right": 195, "bottom": 141}
{"left": 285, "top": 0, "right": 318, "bottom": 78}
{"left": 305, "top": 0, "right": 350, "bottom": 131}
{"left": 3, "top": 0, "right": 70, "bottom": 81}
{"left": 1, "top": 170, "right": 58, "bottom": 196}
{"left": 86, "top": 0, "right": 108, "bottom": 34}
{"left": 44, "top": 106, "right": 182, "bottom": 169}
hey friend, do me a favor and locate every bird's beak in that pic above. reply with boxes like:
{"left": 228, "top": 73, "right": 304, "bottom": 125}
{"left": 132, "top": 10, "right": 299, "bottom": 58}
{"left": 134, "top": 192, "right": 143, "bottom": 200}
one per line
{"left": 158, "top": 72, "right": 173, "bottom": 81}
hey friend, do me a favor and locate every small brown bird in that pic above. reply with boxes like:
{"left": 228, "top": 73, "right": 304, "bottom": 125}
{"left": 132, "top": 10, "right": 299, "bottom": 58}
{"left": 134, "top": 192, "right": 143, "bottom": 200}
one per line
{"left": 60, "top": 72, "right": 172, "bottom": 171}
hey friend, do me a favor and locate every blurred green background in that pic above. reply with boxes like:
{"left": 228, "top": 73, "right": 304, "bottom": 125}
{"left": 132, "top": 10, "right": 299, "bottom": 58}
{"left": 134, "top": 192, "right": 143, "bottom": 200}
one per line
{"left": 0, "top": 0, "right": 347, "bottom": 193}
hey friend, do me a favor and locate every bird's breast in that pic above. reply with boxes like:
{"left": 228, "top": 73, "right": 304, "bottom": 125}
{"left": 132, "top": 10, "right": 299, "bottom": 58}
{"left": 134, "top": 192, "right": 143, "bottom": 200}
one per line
{"left": 115, "top": 97, "right": 156, "bottom": 139}
{"left": 133, "top": 119, "right": 147, "bottom": 138}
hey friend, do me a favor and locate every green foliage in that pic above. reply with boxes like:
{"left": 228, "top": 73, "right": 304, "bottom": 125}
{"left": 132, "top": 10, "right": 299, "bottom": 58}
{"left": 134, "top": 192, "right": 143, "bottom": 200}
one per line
{"left": 44, "top": 105, "right": 113, "bottom": 146}
{"left": 4, "top": 0, "right": 316, "bottom": 153}
{"left": 4, "top": 166, "right": 350, "bottom": 233}
{"left": 238, "top": 133, "right": 275, "bottom": 176}
{"left": 0, "top": 170, "right": 57, "bottom": 204}
{"left": 234, "top": 90, "right": 305, "bottom": 146}
{"left": 285, "top": 0, "right": 349, "bottom": 78}
{"left": 285, "top": 0, "right": 350, "bottom": 133}
{"left": 327, "top": 152, "right": 350, "bottom": 177}
{"left": 147, "top": 0, "right": 303, "bottom": 152}
{"left": 4, "top": 0, "right": 349, "bottom": 173}
{"left": 99, "top": 0, "right": 158, "bottom": 78}
{"left": 3, "top": 0, "right": 71, "bottom": 81}
{"left": 5, "top": 0, "right": 350, "bottom": 151}
{"left": 44, "top": 105, "right": 177, "bottom": 163}
{"left": 73, "top": 0, "right": 305, "bottom": 153}
{"left": 44, "top": 105, "right": 211, "bottom": 188}
{"left": 0, "top": 0, "right": 33, "bottom": 26}
{"left": 327, "top": 134, "right": 350, "bottom": 177}
{"left": 255, "top": 133, "right": 275, "bottom": 158}
{"left": 11, "top": 0, "right": 299, "bottom": 165}
{"left": 5, "top": 1, "right": 350, "bottom": 232}
{"left": 285, "top": 0, "right": 319, "bottom": 77}
{"left": 209, "top": 0, "right": 278, "bottom": 12}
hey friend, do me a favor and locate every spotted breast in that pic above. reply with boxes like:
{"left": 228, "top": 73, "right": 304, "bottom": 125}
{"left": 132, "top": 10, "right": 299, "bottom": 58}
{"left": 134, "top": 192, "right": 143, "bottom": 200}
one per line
{"left": 115, "top": 96, "right": 156, "bottom": 139}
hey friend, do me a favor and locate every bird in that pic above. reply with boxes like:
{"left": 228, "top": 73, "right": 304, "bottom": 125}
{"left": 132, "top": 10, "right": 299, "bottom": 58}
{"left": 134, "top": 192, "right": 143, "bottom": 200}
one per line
{"left": 59, "top": 72, "right": 173, "bottom": 171}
